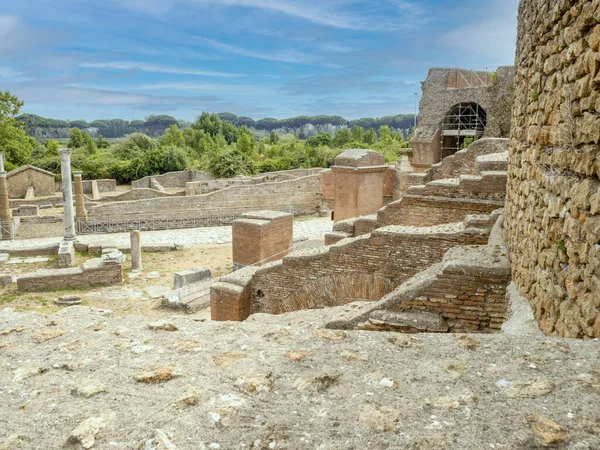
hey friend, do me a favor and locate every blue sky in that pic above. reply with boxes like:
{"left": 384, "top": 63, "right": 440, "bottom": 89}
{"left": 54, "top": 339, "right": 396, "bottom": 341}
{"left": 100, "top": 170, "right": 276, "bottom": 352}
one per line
{"left": 0, "top": 0, "right": 519, "bottom": 121}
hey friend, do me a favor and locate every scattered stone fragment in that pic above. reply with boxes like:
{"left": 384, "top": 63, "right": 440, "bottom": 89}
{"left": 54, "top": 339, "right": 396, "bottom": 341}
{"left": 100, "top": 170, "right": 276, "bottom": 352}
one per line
{"left": 66, "top": 416, "right": 109, "bottom": 449}
{"left": 0, "top": 274, "right": 11, "bottom": 287}
{"left": 527, "top": 413, "right": 567, "bottom": 446}
{"left": 439, "top": 362, "right": 466, "bottom": 379}
{"left": 387, "top": 334, "right": 420, "bottom": 348}
{"left": 136, "top": 367, "right": 181, "bottom": 383}
{"left": 55, "top": 295, "right": 82, "bottom": 306}
{"left": 31, "top": 328, "right": 67, "bottom": 342}
{"left": 0, "top": 434, "right": 24, "bottom": 450}
{"left": 425, "top": 391, "right": 478, "bottom": 410}
{"left": 313, "top": 329, "right": 346, "bottom": 341}
{"left": 287, "top": 350, "right": 311, "bottom": 362}
{"left": 212, "top": 352, "right": 247, "bottom": 369}
{"left": 573, "top": 372, "right": 600, "bottom": 393}
{"left": 72, "top": 379, "right": 107, "bottom": 398}
{"left": 13, "top": 364, "right": 46, "bottom": 382}
{"left": 457, "top": 335, "right": 479, "bottom": 349}
{"left": 173, "top": 340, "right": 201, "bottom": 352}
{"left": 0, "top": 326, "right": 27, "bottom": 335}
{"left": 174, "top": 387, "right": 202, "bottom": 408}
{"left": 379, "top": 377, "right": 399, "bottom": 389}
{"left": 236, "top": 375, "right": 272, "bottom": 393}
{"left": 340, "top": 350, "right": 368, "bottom": 361}
{"left": 505, "top": 379, "right": 555, "bottom": 399}
{"left": 131, "top": 344, "right": 154, "bottom": 354}
{"left": 148, "top": 320, "right": 178, "bottom": 332}
{"left": 294, "top": 372, "right": 341, "bottom": 393}
{"left": 147, "top": 429, "right": 179, "bottom": 450}
{"left": 359, "top": 404, "right": 399, "bottom": 432}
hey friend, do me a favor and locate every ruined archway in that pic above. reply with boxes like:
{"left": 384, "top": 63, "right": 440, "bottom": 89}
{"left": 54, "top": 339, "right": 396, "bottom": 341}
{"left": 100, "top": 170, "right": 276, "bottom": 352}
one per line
{"left": 441, "top": 103, "right": 487, "bottom": 159}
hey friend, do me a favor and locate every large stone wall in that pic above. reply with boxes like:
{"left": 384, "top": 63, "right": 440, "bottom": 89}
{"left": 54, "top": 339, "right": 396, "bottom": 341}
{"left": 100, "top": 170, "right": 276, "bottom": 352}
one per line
{"left": 504, "top": 0, "right": 600, "bottom": 338}
{"left": 131, "top": 169, "right": 214, "bottom": 189}
{"left": 88, "top": 174, "right": 323, "bottom": 220}
{"left": 82, "top": 179, "right": 116, "bottom": 194}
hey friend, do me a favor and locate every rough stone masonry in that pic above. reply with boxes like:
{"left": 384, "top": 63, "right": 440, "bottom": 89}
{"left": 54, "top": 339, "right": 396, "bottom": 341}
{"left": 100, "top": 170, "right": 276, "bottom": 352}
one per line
{"left": 504, "top": 0, "right": 600, "bottom": 338}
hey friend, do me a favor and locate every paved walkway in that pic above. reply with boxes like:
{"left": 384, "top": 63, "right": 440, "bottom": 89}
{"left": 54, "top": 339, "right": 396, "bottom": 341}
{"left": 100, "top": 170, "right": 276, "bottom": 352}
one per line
{"left": 0, "top": 217, "right": 333, "bottom": 251}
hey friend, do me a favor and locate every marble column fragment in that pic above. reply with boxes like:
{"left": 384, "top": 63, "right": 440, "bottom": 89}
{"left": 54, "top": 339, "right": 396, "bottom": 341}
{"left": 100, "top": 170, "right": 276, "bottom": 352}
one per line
{"left": 130, "top": 229, "right": 142, "bottom": 271}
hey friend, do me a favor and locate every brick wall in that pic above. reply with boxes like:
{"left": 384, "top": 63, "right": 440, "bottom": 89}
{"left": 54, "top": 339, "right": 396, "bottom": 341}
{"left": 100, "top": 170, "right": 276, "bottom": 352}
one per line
{"left": 503, "top": 0, "right": 600, "bottom": 338}
{"left": 97, "top": 188, "right": 183, "bottom": 202}
{"left": 131, "top": 170, "right": 214, "bottom": 189}
{"left": 232, "top": 211, "right": 293, "bottom": 268}
{"left": 17, "top": 259, "right": 123, "bottom": 291}
{"left": 250, "top": 222, "right": 489, "bottom": 316}
{"left": 88, "top": 174, "right": 323, "bottom": 220}
{"left": 377, "top": 196, "right": 503, "bottom": 228}
{"left": 332, "top": 167, "right": 387, "bottom": 221}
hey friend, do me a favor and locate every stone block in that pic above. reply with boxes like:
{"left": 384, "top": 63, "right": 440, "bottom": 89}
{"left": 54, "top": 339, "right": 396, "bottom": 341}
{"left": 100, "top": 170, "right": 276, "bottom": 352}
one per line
{"left": 333, "top": 149, "right": 385, "bottom": 168}
{"left": 24, "top": 186, "right": 35, "bottom": 200}
{"left": 13, "top": 205, "right": 39, "bottom": 216}
{"left": 58, "top": 240, "right": 75, "bottom": 268}
{"left": 0, "top": 274, "right": 12, "bottom": 287}
{"left": 173, "top": 267, "right": 211, "bottom": 289}
{"left": 91, "top": 180, "right": 100, "bottom": 200}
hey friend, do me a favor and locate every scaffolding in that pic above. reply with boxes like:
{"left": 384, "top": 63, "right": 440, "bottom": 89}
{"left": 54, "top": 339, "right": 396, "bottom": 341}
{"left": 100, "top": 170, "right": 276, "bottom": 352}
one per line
{"left": 440, "top": 102, "right": 487, "bottom": 159}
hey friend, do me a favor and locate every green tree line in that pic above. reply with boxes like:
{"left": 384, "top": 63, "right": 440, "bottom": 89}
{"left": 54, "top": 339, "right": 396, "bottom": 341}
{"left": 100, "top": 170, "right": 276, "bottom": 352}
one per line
{"left": 2, "top": 92, "right": 411, "bottom": 183}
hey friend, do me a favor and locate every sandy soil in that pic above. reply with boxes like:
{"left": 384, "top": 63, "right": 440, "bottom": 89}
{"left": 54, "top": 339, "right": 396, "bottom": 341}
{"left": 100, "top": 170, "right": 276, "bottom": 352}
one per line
{"left": 0, "top": 244, "right": 232, "bottom": 317}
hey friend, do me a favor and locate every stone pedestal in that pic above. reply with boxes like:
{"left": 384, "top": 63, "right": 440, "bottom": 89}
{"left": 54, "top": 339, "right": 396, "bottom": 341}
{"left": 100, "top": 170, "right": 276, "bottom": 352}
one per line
{"left": 331, "top": 149, "right": 388, "bottom": 222}
{"left": 130, "top": 230, "right": 142, "bottom": 271}
{"left": 0, "top": 172, "right": 12, "bottom": 240}
{"left": 232, "top": 211, "right": 293, "bottom": 270}
{"left": 58, "top": 240, "right": 75, "bottom": 268}
{"left": 73, "top": 171, "right": 87, "bottom": 221}
{"left": 60, "top": 149, "right": 76, "bottom": 241}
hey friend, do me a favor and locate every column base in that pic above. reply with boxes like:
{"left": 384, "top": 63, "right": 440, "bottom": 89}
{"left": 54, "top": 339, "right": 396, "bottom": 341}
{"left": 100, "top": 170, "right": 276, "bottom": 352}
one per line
{"left": 58, "top": 240, "right": 75, "bottom": 268}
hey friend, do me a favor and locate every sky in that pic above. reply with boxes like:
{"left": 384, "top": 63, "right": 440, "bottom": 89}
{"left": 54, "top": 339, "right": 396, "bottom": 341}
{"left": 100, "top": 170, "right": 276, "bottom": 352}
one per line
{"left": 0, "top": 0, "right": 520, "bottom": 121}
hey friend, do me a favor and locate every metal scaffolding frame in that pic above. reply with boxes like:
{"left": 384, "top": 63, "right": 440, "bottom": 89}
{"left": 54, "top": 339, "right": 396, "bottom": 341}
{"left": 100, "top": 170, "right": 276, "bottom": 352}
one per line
{"left": 440, "top": 102, "right": 487, "bottom": 159}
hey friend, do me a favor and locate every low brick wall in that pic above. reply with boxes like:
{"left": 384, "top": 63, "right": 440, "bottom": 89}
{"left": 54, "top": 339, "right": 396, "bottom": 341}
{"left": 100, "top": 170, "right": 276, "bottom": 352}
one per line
{"left": 327, "top": 244, "right": 510, "bottom": 333}
{"left": 82, "top": 179, "right": 116, "bottom": 194}
{"left": 88, "top": 175, "right": 323, "bottom": 221}
{"left": 377, "top": 196, "right": 504, "bottom": 229}
{"left": 132, "top": 170, "right": 214, "bottom": 189}
{"left": 250, "top": 223, "right": 489, "bottom": 316}
{"left": 97, "top": 188, "right": 183, "bottom": 202}
{"left": 17, "top": 259, "right": 123, "bottom": 291}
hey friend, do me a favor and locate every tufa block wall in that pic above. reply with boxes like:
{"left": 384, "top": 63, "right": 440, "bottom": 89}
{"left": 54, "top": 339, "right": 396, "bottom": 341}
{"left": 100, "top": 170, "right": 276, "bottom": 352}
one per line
{"left": 232, "top": 211, "right": 293, "bottom": 269}
{"left": 6, "top": 166, "right": 56, "bottom": 199}
{"left": 504, "top": 0, "right": 600, "bottom": 338}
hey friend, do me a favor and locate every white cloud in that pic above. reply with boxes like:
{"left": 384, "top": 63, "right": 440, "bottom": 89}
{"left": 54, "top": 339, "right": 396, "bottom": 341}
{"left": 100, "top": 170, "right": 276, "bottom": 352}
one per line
{"left": 80, "top": 61, "right": 245, "bottom": 77}
{"left": 0, "top": 15, "right": 19, "bottom": 37}
{"left": 133, "top": 82, "right": 274, "bottom": 95}
{"left": 200, "top": 39, "right": 313, "bottom": 64}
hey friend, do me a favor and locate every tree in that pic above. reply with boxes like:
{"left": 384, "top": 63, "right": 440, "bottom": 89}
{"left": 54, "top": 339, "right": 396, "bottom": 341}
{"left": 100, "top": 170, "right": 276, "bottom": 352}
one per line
{"left": 208, "top": 147, "right": 256, "bottom": 178}
{"left": 269, "top": 131, "right": 279, "bottom": 144}
{"left": 68, "top": 128, "right": 86, "bottom": 148}
{"left": 237, "top": 129, "right": 255, "bottom": 156}
{"left": 364, "top": 128, "right": 378, "bottom": 145}
{"left": 306, "top": 132, "right": 332, "bottom": 148}
{"left": 379, "top": 125, "right": 393, "bottom": 143}
{"left": 112, "top": 133, "right": 155, "bottom": 159}
{"left": 161, "top": 124, "right": 186, "bottom": 148}
{"left": 45, "top": 139, "right": 60, "bottom": 157}
{"left": 193, "top": 112, "right": 222, "bottom": 137}
{"left": 0, "top": 91, "right": 36, "bottom": 166}
{"left": 333, "top": 128, "right": 352, "bottom": 147}
{"left": 96, "top": 135, "right": 110, "bottom": 149}
{"left": 351, "top": 126, "right": 364, "bottom": 143}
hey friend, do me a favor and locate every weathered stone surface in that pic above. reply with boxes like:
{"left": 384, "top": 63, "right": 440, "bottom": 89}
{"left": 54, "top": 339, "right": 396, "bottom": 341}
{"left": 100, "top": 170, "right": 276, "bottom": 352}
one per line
{"left": 31, "top": 328, "right": 66, "bottom": 342}
{"left": 135, "top": 367, "right": 181, "bottom": 383}
{"left": 55, "top": 295, "right": 81, "bottom": 306}
{"left": 148, "top": 320, "right": 178, "bottom": 332}
{"left": 71, "top": 379, "right": 107, "bottom": 398}
{"left": 66, "top": 416, "right": 110, "bottom": 449}
{"left": 504, "top": 0, "right": 600, "bottom": 338}
{"left": 527, "top": 414, "right": 568, "bottom": 446}
{"left": 0, "top": 274, "right": 11, "bottom": 287}
{"left": 173, "top": 267, "right": 211, "bottom": 289}
{"left": 333, "top": 149, "right": 386, "bottom": 168}
{"left": 58, "top": 239, "right": 75, "bottom": 268}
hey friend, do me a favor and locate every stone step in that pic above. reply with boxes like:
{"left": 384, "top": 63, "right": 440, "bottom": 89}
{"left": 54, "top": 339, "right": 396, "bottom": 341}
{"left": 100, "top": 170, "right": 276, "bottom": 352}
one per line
{"left": 161, "top": 278, "right": 217, "bottom": 313}
{"left": 357, "top": 310, "right": 449, "bottom": 333}
{"left": 475, "top": 151, "right": 508, "bottom": 173}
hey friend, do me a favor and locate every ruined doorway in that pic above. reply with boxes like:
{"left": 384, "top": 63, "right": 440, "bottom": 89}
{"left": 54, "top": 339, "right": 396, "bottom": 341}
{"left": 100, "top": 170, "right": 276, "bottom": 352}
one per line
{"left": 440, "top": 103, "right": 487, "bottom": 159}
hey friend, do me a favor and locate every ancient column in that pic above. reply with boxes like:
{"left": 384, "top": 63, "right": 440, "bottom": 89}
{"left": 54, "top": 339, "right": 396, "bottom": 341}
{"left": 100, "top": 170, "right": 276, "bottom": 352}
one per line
{"left": 0, "top": 152, "right": 5, "bottom": 172}
{"left": 59, "top": 149, "right": 76, "bottom": 241}
{"left": 73, "top": 171, "right": 87, "bottom": 221}
{"left": 130, "top": 230, "right": 142, "bottom": 271}
{"left": 0, "top": 171, "right": 12, "bottom": 240}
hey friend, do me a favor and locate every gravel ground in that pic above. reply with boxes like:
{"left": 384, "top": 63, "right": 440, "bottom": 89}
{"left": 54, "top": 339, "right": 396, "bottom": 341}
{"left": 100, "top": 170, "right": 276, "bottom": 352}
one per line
{"left": 0, "top": 217, "right": 333, "bottom": 251}
{"left": 0, "top": 305, "right": 599, "bottom": 449}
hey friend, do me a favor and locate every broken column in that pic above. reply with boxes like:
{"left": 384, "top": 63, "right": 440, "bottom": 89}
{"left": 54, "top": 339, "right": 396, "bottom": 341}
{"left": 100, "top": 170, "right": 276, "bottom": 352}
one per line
{"left": 0, "top": 171, "right": 12, "bottom": 240}
{"left": 58, "top": 149, "right": 75, "bottom": 267}
{"left": 231, "top": 211, "right": 293, "bottom": 271}
{"left": 130, "top": 230, "right": 142, "bottom": 271}
{"left": 73, "top": 171, "right": 87, "bottom": 221}
{"left": 331, "top": 149, "right": 388, "bottom": 222}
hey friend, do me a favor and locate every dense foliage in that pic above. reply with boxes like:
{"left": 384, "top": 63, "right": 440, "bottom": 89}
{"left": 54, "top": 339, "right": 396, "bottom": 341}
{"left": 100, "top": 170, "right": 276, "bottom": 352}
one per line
{"left": 5, "top": 93, "right": 411, "bottom": 183}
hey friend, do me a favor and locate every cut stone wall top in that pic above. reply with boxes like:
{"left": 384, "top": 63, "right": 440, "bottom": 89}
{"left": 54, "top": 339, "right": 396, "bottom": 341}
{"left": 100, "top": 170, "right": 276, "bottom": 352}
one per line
{"left": 333, "top": 149, "right": 385, "bottom": 168}
{"left": 242, "top": 210, "right": 293, "bottom": 220}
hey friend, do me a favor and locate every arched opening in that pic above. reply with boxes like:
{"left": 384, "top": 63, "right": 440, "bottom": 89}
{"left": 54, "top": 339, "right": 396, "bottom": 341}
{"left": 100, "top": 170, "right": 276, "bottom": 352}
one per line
{"left": 440, "top": 102, "right": 487, "bottom": 159}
